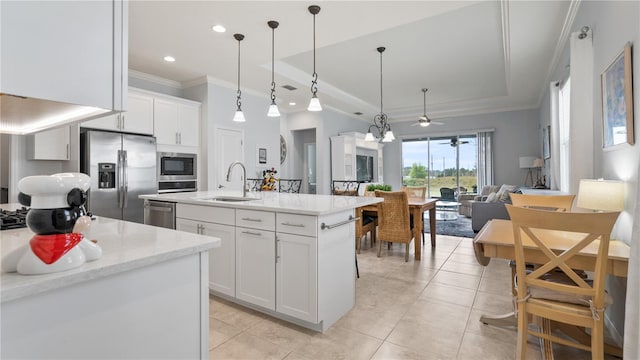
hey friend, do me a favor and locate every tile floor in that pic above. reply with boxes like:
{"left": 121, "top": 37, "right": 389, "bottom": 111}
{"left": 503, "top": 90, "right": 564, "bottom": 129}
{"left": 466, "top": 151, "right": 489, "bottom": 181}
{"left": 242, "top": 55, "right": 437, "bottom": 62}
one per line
{"left": 208, "top": 235, "right": 619, "bottom": 359}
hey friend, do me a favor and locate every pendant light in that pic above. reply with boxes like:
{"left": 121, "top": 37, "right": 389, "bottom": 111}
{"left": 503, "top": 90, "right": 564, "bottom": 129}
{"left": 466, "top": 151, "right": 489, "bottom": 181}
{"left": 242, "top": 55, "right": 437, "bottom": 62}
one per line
{"left": 307, "top": 5, "right": 322, "bottom": 112}
{"left": 232, "top": 33, "right": 246, "bottom": 122}
{"left": 267, "top": 20, "right": 280, "bottom": 117}
{"left": 365, "top": 47, "right": 394, "bottom": 142}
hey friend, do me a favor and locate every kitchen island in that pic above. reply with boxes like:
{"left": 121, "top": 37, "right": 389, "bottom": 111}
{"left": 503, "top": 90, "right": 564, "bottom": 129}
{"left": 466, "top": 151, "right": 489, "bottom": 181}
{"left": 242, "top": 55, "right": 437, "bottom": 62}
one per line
{"left": 140, "top": 191, "right": 382, "bottom": 332}
{"left": 1, "top": 211, "right": 220, "bottom": 359}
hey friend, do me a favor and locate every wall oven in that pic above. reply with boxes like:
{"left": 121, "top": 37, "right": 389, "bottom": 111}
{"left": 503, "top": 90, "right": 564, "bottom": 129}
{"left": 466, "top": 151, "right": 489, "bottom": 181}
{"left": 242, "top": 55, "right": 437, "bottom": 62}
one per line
{"left": 157, "top": 152, "right": 197, "bottom": 193}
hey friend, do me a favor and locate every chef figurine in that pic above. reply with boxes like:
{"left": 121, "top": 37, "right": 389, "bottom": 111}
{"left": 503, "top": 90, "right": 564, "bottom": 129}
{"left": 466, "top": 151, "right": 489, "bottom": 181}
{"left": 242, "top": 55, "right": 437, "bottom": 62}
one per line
{"left": 2, "top": 173, "right": 102, "bottom": 275}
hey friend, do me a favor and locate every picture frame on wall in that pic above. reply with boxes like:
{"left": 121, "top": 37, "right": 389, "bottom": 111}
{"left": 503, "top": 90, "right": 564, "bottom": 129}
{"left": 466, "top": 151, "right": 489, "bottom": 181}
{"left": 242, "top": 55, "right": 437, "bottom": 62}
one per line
{"left": 601, "top": 42, "right": 634, "bottom": 148}
{"left": 258, "top": 148, "right": 267, "bottom": 164}
{"left": 543, "top": 125, "right": 550, "bottom": 159}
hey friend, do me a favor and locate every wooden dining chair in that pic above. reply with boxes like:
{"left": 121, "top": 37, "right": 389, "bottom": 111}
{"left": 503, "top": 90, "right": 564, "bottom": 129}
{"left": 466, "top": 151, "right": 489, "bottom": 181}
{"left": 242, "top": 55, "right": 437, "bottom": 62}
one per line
{"left": 505, "top": 205, "right": 619, "bottom": 359}
{"left": 374, "top": 190, "right": 413, "bottom": 262}
{"left": 509, "top": 193, "right": 576, "bottom": 212}
{"left": 355, "top": 206, "right": 376, "bottom": 254}
{"left": 401, "top": 186, "right": 426, "bottom": 199}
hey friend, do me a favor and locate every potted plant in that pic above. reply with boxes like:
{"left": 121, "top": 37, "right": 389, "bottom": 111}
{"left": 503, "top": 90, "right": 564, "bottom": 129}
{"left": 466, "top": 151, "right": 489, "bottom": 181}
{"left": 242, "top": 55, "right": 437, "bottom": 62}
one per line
{"left": 365, "top": 184, "right": 391, "bottom": 196}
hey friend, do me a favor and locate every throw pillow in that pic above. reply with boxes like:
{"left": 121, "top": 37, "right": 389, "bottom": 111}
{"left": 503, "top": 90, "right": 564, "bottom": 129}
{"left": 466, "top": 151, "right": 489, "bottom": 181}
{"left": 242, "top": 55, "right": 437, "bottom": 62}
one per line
{"left": 497, "top": 184, "right": 518, "bottom": 202}
{"left": 485, "top": 192, "right": 498, "bottom": 203}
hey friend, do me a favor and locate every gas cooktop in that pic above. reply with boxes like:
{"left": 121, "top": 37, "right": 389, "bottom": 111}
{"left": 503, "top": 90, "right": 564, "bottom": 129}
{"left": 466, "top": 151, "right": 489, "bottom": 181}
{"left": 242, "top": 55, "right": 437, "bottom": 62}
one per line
{"left": 0, "top": 207, "right": 29, "bottom": 231}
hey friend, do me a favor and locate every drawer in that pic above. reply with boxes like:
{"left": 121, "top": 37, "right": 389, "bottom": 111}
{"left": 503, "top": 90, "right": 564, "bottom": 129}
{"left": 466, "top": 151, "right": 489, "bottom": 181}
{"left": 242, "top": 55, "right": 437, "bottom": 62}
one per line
{"left": 176, "top": 204, "right": 234, "bottom": 225}
{"left": 236, "top": 209, "right": 275, "bottom": 231}
{"left": 276, "top": 213, "right": 317, "bottom": 237}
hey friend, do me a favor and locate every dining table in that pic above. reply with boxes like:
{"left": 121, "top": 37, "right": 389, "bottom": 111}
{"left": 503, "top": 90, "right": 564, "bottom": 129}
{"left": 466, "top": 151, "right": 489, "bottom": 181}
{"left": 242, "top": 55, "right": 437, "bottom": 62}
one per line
{"left": 360, "top": 197, "right": 437, "bottom": 260}
{"left": 473, "top": 218, "right": 630, "bottom": 357}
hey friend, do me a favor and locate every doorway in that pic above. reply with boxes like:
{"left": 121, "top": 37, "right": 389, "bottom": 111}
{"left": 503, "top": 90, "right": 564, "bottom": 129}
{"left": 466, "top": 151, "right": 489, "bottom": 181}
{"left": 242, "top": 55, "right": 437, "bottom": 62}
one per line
{"left": 304, "top": 143, "right": 316, "bottom": 194}
{"left": 215, "top": 127, "right": 244, "bottom": 191}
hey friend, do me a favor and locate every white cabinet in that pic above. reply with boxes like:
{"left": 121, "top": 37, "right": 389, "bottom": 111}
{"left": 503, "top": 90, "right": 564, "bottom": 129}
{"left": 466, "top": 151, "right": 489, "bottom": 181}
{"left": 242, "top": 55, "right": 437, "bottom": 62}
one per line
{"left": 176, "top": 204, "right": 235, "bottom": 297}
{"left": 172, "top": 201, "right": 355, "bottom": 332}
{"left": 331, "top": 135, "right": 356, "bottom": 180}
{"left": 27, "top": 126, "right": 70, "bottom": 160}
{"left": 235, "top": 209, "right": 276, "bottom": 309}
{"left": 154, "top": 98, "right": 200, "bottom": 147}
{"left": 1, "top": 0, "right": 126, "bottom": 111}
{"left": 331, "top": 133, "right": 384, "bottom": 183}
{"left": 82, "top": 91, "right": 154, "bottom": 135}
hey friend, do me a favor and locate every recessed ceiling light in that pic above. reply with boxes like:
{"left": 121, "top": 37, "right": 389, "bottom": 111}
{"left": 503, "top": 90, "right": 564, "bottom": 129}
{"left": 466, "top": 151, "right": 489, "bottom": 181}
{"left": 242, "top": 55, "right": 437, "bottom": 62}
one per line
{"left": 212, "top": 25, "right": 226, "bottom": 33}
{"left": 163, "top": 56, "right": 176, "bottom": 62}
{"left": 289, "top": 102, "right": 296, "bottom": 106}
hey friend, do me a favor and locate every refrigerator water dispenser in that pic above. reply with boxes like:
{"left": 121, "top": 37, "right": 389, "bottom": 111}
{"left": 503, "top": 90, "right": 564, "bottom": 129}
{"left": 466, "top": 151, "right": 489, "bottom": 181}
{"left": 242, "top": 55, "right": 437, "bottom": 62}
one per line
{"left": 98, "top": 163, "right": 115, "bottom": 189}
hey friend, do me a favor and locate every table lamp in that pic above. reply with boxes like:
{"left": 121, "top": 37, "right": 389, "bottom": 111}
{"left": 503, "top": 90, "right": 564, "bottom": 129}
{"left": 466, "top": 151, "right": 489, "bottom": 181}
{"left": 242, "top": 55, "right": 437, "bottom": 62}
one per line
{"left": 576, "top": 179, "right": 624, "bottom": 212}
{"left": 519, "top": 156, "right": 536, "bottom": 187}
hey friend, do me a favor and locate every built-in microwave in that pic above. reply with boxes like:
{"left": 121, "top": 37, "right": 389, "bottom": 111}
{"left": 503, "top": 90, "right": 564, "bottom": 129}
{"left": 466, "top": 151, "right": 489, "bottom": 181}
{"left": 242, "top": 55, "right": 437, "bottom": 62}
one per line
{"left": 157, "top": 152, "right": 197, "bottom": 193}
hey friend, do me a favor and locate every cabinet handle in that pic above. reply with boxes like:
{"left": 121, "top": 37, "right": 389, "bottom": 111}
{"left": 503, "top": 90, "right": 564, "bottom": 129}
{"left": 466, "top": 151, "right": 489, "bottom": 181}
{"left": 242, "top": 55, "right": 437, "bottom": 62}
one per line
{"left": 280, "top": 222, "right": 305, "bottom": 228}
{"left": 241, "top": 217, "right": 262, "bottom": 222}
{"left": 275, "top": 237, "right": 280, "bottom": 263}
{"left": 178, "top": 133, "right": 182, "bottom": 144}
{"left": 116, "top": 114, "right": 121, "bottom": 129}
{"left": 121, "top": 115, "right": 125, "bottom": 129}
{"left": 175, "top": 132, "right": 179, "bottom": 144}
{"left": 320, "top": 215, "right": 359, "bottom": 230}
{"left": 241, "top": 230, "right": 262, "bottom": 236}
{"left": 66, "top": 144, "right": 69, "bottom": 159}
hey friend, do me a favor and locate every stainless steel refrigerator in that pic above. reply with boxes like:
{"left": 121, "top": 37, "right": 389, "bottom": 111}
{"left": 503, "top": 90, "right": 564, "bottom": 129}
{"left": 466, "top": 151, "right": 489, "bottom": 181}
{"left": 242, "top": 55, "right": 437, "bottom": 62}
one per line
{"left": 81, "top": 130, "right": 157, "bottom": 223}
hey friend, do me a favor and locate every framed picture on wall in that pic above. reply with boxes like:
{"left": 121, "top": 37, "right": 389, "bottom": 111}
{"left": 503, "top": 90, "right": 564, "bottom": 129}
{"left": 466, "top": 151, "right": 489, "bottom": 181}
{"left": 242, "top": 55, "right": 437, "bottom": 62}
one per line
{"left": 543, "top": 125, "right": 550, "bottom": 159}
{"left": 601, "top": 42, "right": 634, "bottom": 148}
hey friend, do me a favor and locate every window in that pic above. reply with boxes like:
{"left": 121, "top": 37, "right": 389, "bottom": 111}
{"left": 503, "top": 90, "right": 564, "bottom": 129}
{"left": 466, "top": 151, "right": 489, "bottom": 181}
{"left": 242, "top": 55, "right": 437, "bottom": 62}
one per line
{"left": 402, "top": 135, "right": 478, "bottom": 198}
{"left": 558, "top": 78, "right": 571, "bottom": 193}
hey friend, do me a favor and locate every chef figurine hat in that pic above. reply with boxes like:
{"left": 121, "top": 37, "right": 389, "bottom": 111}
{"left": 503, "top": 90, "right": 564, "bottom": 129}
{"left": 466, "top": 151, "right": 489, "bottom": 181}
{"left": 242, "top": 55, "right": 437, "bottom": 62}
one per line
{"left": 18, "top": 173, "right": 90, "bottom": 209}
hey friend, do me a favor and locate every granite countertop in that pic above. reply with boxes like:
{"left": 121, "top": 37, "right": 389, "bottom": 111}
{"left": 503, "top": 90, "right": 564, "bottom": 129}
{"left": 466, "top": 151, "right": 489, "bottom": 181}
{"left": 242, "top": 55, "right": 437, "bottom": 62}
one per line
{"left": 1, "top": 215, "right": 220, "bottom": 303}
{"left": 140, "top": 191, "right": 383, "bottom": 215}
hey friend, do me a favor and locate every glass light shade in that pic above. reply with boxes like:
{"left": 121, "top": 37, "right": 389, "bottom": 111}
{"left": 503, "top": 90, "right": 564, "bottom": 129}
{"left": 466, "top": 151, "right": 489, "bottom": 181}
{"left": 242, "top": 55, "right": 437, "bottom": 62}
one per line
{"left": 386, "top": 130, "right": 395, "bottom": 141}
{"left": 267, "top": 103, "right": 280, "bottom": 117}
{"left": 233, "top": 110, "right": 246, "bottom": 122}
{"left": 576, "top": 179, "right": 624, "bottom": 211}
{"left": 420, "top": 121, "right": 430, "bottom": 127}
{"left": 381, "top": 132, "right": 393, "bottom": 142}
{"left": 307, "top": 96, "right": 322, "bottom": 111}
{"left": 364, "top": 132, "right": 376, "bottom": 142}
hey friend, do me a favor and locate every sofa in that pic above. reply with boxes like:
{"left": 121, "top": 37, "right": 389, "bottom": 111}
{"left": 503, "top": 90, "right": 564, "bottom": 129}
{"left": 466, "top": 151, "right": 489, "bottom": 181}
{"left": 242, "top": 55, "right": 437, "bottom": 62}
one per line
{"left": 469, "top": 185, "right": 520, "bottom": 232}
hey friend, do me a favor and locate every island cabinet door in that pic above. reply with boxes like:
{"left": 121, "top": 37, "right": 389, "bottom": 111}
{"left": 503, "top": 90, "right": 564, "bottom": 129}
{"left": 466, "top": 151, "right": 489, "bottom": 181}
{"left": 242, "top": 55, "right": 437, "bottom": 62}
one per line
{"left": 176, "top": 218, "right": 236, "bottom": 297}
{"left": 235, "top": 227, "right": 276, "bottom": 310}
{"left": 276, "top": 232, "right": 317, "bottom": 323}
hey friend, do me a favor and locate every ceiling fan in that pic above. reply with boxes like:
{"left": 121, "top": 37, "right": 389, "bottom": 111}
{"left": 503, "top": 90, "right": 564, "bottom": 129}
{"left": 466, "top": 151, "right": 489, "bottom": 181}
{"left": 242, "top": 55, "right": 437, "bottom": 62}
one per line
{"left": 439, "top": 138, "right": 469, "bottom": 147}
{"left": 411, "top": 88, "right": 444, "bottom": 127}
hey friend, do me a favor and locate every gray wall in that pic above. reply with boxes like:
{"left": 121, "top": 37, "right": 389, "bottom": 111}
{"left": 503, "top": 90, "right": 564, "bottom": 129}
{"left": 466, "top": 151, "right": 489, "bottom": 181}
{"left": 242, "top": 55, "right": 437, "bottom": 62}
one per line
{"left": 383, "top": 109, "right": 540, "bottom": 191}
{"left": 537, "top": 0, "right": 639, "bottom": 342}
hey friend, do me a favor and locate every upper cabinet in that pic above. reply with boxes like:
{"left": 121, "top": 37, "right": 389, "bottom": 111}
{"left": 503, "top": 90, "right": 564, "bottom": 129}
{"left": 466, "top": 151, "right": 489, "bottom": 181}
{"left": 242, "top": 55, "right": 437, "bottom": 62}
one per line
{"left": 154, "top": 98, "right": 200, "bottom": 147}
{"left": 331, "top": 133, "right": 383, "bottom": 183}
{"left": 27, "top": 126, "right": 71, "bottom": 161}
{"left": 82, "top": 91, "right": 154, "bottom": 135}
{"left": 1, "top": 0, "right": 127, "bottom": 112}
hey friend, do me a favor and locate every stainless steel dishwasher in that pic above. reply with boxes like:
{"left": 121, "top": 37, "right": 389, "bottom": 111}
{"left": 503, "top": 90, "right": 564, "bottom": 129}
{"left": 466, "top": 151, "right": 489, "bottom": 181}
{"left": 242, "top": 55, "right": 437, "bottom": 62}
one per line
{"left": 143, "top": 200, "right": 176, "bottom": 229}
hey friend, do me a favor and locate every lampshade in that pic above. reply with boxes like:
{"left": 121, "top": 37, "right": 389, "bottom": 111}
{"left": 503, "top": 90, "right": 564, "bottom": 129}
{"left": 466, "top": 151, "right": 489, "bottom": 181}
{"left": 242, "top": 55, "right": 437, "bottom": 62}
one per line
{"left": 267, "top": 103, "right": 280, "bottom": 117}
{"left": 364, "top": 131, "right": 375, "bottom": 142}
{"left": 233, "top": 110, "right": 246, "bottom": 122}
{"left": 533, "top": 158, "right": 544, "bottom": 168}
{"left": 519, "top": 156, "right": 536, "bottom": 168}
{"left": 576, "top": 179, "right": 624, "bottom": 211}
{"left": 307, "top": 95, "right": 322, "bottom": 111}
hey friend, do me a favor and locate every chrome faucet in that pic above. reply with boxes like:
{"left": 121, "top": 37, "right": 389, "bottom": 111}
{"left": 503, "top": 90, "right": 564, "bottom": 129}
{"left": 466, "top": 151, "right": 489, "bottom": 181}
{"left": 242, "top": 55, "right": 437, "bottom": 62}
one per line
{"left": 226, "top": 161, "right": 249, "bottom": 197}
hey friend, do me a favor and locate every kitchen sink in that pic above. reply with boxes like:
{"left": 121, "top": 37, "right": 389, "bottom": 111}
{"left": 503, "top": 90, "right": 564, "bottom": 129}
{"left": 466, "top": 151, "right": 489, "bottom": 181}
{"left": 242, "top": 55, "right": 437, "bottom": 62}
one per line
{"left": 199, "top": 196, "right": 257, "bottom": 202}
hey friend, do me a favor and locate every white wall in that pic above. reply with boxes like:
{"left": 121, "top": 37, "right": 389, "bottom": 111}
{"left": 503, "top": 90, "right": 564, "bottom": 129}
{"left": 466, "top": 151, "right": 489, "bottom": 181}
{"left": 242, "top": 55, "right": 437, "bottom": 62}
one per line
{"left": 383, "top": 109, "right": 540, "bottom": 191}
{"left": 537, "top": 0, "right": 640, "bottom": 342}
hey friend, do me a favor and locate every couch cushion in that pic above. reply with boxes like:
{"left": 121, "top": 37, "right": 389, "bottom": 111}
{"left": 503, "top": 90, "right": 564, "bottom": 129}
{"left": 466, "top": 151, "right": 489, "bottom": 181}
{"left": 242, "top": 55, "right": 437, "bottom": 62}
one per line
{"left": 485, "top": 192, "right": 498, "bottom": 202}
{"left": 496, "top": 184, "right": 519, "bottom": 202}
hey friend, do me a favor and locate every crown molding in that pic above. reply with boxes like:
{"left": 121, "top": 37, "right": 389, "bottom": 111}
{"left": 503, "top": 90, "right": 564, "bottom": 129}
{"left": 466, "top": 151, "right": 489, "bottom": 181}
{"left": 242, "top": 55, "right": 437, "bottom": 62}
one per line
{"left": 128, "top": 69, "right": 182, "bottom": 89}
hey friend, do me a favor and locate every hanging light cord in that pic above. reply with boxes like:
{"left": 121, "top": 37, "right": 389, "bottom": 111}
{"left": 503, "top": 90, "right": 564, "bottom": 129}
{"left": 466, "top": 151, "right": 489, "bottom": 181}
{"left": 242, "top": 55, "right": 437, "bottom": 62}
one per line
{"left": 271, "top": 26, "right": 276, "bottom": 104}
{"left": 236, "top": 37, "right": 242, "bottom": 111}
{"left": 373, "top": 47, "right": 388, "bottom": 135}
{"left": 310, "top": 12, "right": 318, "bottom": 97}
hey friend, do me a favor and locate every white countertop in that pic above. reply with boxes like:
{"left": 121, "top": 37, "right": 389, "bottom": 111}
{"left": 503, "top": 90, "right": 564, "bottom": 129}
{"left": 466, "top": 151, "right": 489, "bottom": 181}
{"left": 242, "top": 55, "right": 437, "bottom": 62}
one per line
{"left": 140, "top": 191, "right": 383, "bottom": 215}
{"left": 1, "top": 214, "right": 220, "bottom": 303}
